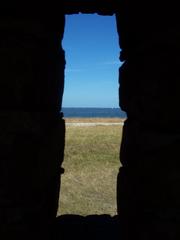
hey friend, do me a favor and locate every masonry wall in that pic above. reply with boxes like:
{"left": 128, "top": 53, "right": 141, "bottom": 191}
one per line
{"left": 0, "top": 1, "right": 180, "bottom": 239}
{"left": 116, "top": 2, "right": 180, "bottom": 239}
{"left": 0, "top": 13, "right": 66, "bottom": 239}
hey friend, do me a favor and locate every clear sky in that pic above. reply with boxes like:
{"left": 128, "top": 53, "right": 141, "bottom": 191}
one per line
{"left": 62, "top": 14, "right": 122, "bottom": 108}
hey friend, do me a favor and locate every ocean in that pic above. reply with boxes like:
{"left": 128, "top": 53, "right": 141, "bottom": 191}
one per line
{"left": 62, "top": 107, "right": 126, "bottom": 118}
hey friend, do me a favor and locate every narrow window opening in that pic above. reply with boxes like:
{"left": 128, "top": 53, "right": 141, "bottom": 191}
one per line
{"left": 58, "top": 13, "right": 125, "bottom": 216}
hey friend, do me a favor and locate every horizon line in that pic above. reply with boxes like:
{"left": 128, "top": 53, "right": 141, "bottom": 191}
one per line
{"left": 62, "top": 106, "right": 120, "bottom": 109}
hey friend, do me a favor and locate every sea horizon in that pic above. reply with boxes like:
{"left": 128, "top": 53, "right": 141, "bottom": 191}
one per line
{"left": 62, "top": 107, "right": 126, "bottom": 118}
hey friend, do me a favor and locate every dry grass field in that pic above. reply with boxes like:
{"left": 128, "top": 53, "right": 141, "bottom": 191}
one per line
{"left": 64, "top": 117, "right": 125, "bottom": 123}
{"left": 58, "top": 118, "right": 123, "bottom": 216}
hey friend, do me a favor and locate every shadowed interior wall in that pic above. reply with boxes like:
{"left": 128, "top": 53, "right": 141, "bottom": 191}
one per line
{"left": 0, "top": 13, "right": 66, "bottom": 238}
{"left": 116, "top": 2, "right": 180, "bottom": 239}
{"left": 0, "top": 1, "right": 180, "bottom": 239}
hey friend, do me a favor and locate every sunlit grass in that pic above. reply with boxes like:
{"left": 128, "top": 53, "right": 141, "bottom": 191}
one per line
{"left": 58, "top": 121, "right": 123, "bottom": 216}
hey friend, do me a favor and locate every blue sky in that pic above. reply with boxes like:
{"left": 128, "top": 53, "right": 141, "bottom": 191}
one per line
{"left": 62, "top": 14, "right": 122, "bottom": 108}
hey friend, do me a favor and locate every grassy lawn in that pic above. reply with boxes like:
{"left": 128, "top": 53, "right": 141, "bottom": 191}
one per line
{"left": 58, "top": 120, "right": 123, "bottom": 216}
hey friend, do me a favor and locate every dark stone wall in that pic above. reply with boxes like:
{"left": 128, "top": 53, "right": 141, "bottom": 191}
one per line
{"left": 116, "top": 1, "right": 180, "bottom": 239}
{"left": 62, "top": 0, "right": 116, "bottom": 14}
{"left": 0, "top": 14, "right": 66, "bottom": 238}
{"left": 1, "top": 1, "right": 180, "bottom": 239}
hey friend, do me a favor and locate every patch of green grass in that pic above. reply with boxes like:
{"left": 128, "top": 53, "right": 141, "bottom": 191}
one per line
{"left": 58, "top": 125, "right": 122, "bottom": 216}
